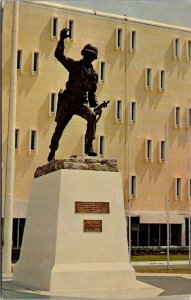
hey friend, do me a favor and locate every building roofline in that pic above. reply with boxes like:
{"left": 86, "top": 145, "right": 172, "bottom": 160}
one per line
{"left": 17, "top": 0, "right": 191, "bottom": 33}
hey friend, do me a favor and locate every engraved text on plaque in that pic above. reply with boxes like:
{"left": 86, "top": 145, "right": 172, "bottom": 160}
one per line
{"left": 75, "top": 202, "right": 109, "bottom": 214}
{"left": 84, "top": 220, "right": 102, "bottom": 232}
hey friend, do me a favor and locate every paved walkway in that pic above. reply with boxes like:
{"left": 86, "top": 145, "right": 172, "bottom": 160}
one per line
{"left": 132, "top": 260, "right": 190, "bottom": 270}
{"left": 2, "top": 272, "right": 191, "bottom": 300}
{"left": 2, "top": 261, "right": 190, "bottom": 299}
{"left": 132, "top": 260, "right": 189, "bottom": 267}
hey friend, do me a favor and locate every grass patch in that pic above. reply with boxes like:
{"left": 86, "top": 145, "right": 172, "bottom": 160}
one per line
{"left": 131, "top": 255, "right": 189, "bottom": 261}
{"left": 135, "top": 268, "right": 191, "bottom": 274}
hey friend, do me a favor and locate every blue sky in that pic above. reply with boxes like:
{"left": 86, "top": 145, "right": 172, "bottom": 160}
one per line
{"left": 57, "top": 0, "right": 191, "bottom": 28}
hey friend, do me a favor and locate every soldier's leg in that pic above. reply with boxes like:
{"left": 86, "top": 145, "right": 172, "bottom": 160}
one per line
{"left": 48, "top": 107, "right": 73, "bottom": 162}
{"left": 76, "top": 104, "right": 97, "bottom": 156}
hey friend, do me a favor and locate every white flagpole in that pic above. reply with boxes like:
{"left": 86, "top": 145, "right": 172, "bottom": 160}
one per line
{"left": 2, "top": 0, "right": 19, "bottom": 275}
{"left": 188, "top": 98, "right": 191, "bottom": 271}
{"left": 166, "top": 111, "right": 170, "bottom": 270}
{"left": 128, "top": 101, "right": 131, "bottom": 263}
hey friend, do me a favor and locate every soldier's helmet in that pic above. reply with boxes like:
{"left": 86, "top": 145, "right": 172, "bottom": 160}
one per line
{"left": 81, "top": 44, "right": 98, "bottom": 59}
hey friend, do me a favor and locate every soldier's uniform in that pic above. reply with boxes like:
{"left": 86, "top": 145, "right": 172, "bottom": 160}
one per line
{"left": 48, "top": 41, "right": 98, "bottom": 160}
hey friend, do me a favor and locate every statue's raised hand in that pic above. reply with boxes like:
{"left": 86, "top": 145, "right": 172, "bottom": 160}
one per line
{"left": 60, "top": 28, "right": 70, "bottom": 41}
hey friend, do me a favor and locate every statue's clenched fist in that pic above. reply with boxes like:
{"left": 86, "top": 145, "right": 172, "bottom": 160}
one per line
{"left": 60, "top": 28, "right": 70, "bottom": 41}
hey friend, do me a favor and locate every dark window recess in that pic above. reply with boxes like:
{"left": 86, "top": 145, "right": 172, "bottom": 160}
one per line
{"left": 117, "top": 29, "right": 122, "bottom": 47}
{"left": 131, "top": 31, "right": 136, "bottom": 50}
{"left": 51, "top": 94, "right": 56, "bottom": 113}
{"left": 147, "top": 68, "right": 152, "bottom": 87}
{"left": 100, "top": 62, "right": 105, "bottom": 81}
{"left": 68, "top": 20, "right": 73, "bottom": 39}
{"left": 15, "top": 129, "right": 19, "bottom": 149}
{"left": 131, "top": 102, "right": 136, "bottom": 122}
{"left": 17, "top": 50, "right": 22, "bottom": 70}
{"left": 117, "top": 101, "right": 121, "bottom": 119}
{"left": 31, "top": 130, "right": 36, "bottom": 150}
{"left": 161, "top": 141, "right": 165, "bottom": 160}
{"left": 33, "top": 53, "right": 39, "bottom": 72}
{"left": 131, "top": 176, "right": 136, "bottom": 196}
{"left": 160, "top": 70, "right": 165, "bottom": 89}
{"left": 175, "top": 38, "right": 179, "bottom": 57}
{"left": 100, "top": 136, "right": 104, "bottom": 155}
{"left": 53, "top": 18, "right": 58, "bottom": 37}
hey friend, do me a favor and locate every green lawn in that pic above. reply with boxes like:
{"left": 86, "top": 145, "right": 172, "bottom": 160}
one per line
{"left": 131, "top": 255, "right": 189, "bottom": 261}
{"left": 135, "top": 268, "right": 191, "bottom": 274}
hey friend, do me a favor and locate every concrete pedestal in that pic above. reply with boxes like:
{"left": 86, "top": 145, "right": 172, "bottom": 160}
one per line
{"left": 13, "top": 165, "right": 162, "bottom": 298}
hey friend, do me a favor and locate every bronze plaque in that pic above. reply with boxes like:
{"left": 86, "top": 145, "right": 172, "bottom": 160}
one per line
{"left": 84, "top": 220, "right": 102, "bottom": 232}
{"left": 75, "top": 202, "right": 109, "bottom": 214}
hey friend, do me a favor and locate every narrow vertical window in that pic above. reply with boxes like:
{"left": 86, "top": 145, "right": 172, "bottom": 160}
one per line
{"left": 175, "top": 39, "right": 179, "bottom": 57}
{"left": 188, "top": 108, "right": 191, "bottom": 127}
{"left": 147, "top": 69, "right": 151, "bottom": 88}
{"left": 32, "top": 51, "right": 39, "bottom": 73}
{"left": 17, "top": 49, "right": 22, "bottom": 71}
{"left": 99, "top": 61, "right": 106, "bottom": 83}
{"left": 115, "top": 100, "right": 122, "bottom": 121}
{"left": 145, "top": 139, "right": 153, "bottom": 161}
{"left": 15, "top": 129, "right": 20, "bottom": 150}
{"left": 67, "top": 19, "right": 74, "bottom": 41}
{"left": 129, "top": 101, "right": 137, "bottom": 124}
{"left": 175, "top": 177, "right": 181, "bottom": 199}
{"left": 31, "top": 131, "right": 36, "bottom": 150}
{"left": 101, "top": 62, "right": 105, "bottom": 81}
{"left": 130, "top": 30, "right": 136, "bottom": 52}
{"left": 159, "top": 140, "right": 166, "bottom": 162}
{"left": 174, "top": 106, "right": 181, "bottom": 128}
{"left": 30, "top": 130, "right": 37, "bottom": 152}
{"left": 173, "top": 38, "right": 180, "bottom": 59}
{"left": 145, "top": 68, "right": 152, "bottom": 89}
{"left": 51, "top": 94, "right": 55, "bottom": 113}
{"left": 99, "top": 135, "right": 105, "bottom": 156}
{"left": 130, "top": 175, "right": 137, "bottom": 198}
{"left": 159, "top": 69, "right": 166, "bottom": 91}
{"left": 52, "top": 17, "right": 58, "bottom": 38}
{"left": 49, "top": 92, "right": 57, "bottom": 115}
{"left": 116, "top": 28, "right": 123, "bottom": 50}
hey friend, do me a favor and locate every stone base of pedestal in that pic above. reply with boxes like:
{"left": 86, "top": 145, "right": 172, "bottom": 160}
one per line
{"left": 13, "top": 159, "right": 163, "bottom": 298}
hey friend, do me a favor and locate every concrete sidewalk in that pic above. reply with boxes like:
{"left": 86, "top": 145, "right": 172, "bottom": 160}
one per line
{"left": 131, "top": 260, "right": 190, "bottom": 270}
{"left": 2, "top": 271, "right": 191, "bottom": 300}
{"left": 2, "top": 262, "right": 190, "bottom": 299}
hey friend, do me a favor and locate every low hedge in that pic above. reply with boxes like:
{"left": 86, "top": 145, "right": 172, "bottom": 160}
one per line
{"left": 131, "top": 246, "right": 189, "bottom": 256}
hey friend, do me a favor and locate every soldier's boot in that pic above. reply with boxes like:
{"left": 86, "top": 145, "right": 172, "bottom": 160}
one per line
{"left": 85, "top": 139, "right": 97, "bottom": 156}
{"left": 47, "top": 149, "right": 55, "bottom": 162}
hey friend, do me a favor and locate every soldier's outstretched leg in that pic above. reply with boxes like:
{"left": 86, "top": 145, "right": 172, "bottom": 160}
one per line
{"left": 48, "top": 108, "right": 73, "bottom": 162}
{"left": 76, "top": 104, "right": 97, "bottom": 156}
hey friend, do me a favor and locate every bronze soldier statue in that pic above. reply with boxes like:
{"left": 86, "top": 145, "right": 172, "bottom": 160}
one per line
{"left": 47, "top": 28, "right": 99, "bottom": 162}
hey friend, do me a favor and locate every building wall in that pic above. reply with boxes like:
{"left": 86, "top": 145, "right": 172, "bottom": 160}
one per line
{"left": 126, "top": 22, "right": 191, "bottom": 213}
{"left": 2, "top": 1, "right": 191, "bottom": 236}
